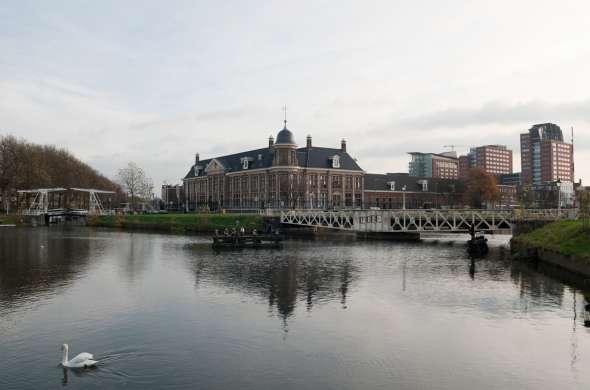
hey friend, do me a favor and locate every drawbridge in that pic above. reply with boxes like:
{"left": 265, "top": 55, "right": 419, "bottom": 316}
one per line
{"left": 17, "top": 187, "right": 116, "bottom": 217}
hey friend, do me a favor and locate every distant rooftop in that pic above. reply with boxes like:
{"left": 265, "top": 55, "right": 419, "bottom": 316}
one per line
{"left": 408, "top": 151, "right": 458, "bottom": 160}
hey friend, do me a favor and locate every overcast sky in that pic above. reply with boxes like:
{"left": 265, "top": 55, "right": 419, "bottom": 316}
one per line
{"left": 1, "top": 0, "right": 588, "bottom": 189}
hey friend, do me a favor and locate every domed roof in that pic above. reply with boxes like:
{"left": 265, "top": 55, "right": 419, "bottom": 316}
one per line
{"left": 275, "top": 122, "right": 296, "bottom": 145}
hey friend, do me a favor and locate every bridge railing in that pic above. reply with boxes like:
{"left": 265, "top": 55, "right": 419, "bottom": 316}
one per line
{"left": 280, "top": 208, "right": 578, "bottom": 233}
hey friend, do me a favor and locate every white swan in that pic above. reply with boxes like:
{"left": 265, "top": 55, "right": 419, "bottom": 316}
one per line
{"left": 61, "top": 344, "right": 97, "bottom": 368}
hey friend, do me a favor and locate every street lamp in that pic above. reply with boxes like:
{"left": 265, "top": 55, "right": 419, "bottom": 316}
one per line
{"left": 402, "top": 185, "right": 407, "bottom": 210}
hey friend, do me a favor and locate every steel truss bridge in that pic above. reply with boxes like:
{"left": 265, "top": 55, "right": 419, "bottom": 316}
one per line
{"left": 17, "top": 187, "right": 115, "bottom": 216}
{"left": 280, "top": 209, "right": 577, "bottom": 233}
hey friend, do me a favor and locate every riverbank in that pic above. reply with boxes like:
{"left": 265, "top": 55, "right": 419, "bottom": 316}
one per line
{"left": 511, "top": 220, "right": 590, "bottom": 277}
{"left": 87, "top": 213, "right": 264, "bottom": 233}
{"left": 0, "top": 214, "right": 20, "bottom": 226}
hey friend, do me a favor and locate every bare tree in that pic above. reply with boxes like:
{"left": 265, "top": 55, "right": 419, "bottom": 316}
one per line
{"left": 116, "top": 162, "right": 153, "bottom": 209}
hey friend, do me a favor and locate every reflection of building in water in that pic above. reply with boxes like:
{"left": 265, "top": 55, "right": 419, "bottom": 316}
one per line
{"left": 189, "top": 252, "right": 357, "bottom": 322}
{"left": 268, "top": 258, "right": 298, "bottom": 318}
{"left": 122, "top": 234, "right": 156, "bottom": 281}
{"left": 509, "top": 261, "right": 566, "bottom": 308}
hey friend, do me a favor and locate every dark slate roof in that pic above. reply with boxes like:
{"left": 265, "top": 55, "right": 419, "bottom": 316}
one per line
{"left": 184, "top": 146, "right": 363, "bottom": 179}
{"left": 297, "top": 147, "right": 362, "bottom": 171}
{"left": 529, "top": 123, "right": 563, "bottom": 142}
{"left": 364, "top": 173, "right": 464, "bottom": 193}
{"left": 276, "top": 126, "right": 295, "bottom": 144}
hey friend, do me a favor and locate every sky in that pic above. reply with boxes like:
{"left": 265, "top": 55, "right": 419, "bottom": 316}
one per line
{"left": 1, "top": 0, "right": 589, "bottom": 190}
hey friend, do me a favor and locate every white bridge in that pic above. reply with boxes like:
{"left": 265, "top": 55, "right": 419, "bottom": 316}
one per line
{"left": 17, "top": 187, "right": 115, "bottom": 216}
{"left": 280, "top": 209, "right": 577, "bottom": 233}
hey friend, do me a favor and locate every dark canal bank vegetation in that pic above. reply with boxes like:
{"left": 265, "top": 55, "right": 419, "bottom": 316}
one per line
{"left": 87, "top": 213, "right": 264, "bottom": 233}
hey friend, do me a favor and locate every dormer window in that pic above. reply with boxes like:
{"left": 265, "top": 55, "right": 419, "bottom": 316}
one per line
{"left": 388, "top": 181, "right": 395, "bottom": 191}
{"left": 331, "top": 155, "right": 340, "bottom": 168}
{"left": 418, "top": 179, "right": 428, "bottom": 192}
{"left": 241, "top": 156, "right": 253, "bottom": 170}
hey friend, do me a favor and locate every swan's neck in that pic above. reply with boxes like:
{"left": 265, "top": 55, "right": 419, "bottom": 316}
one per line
{"left": 62, "top": 347, "right": 68, "bottom": 365}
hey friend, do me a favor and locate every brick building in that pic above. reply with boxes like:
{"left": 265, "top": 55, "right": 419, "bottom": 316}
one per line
{"left": 520, "top": 123, "right": 574, "bottom": 185}
{"left": 182, "top": 122, "right": 365, "bottom": 211}
{"left": 458, "top": 145, "right": 513, "bottom": 179}
{"left": 458, "top": 155, "right": 471, "bottom": 180}
{"left": 408, "top": 152, "right": 459, "bottom": 180}
{"left": 363, "top": 173, "right": 464, "bottom": 209}
{"left": 496, "top": 185, "right": 518, "bottom": 208}
{"left": 161, "top": 184, "right": 184, "bottom": 211}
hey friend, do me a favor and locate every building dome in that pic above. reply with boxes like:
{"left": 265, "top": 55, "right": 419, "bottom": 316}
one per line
{"left": 275, "top": 122, "right": 296, "bottom": 145}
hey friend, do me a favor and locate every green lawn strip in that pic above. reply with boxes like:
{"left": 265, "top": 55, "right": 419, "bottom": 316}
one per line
{"left": 89, "top": 213, "right": 263, "bottom": 232}
{"left": 0, "top": 215, "right": 17, "bottom": 225}
{"left": 514, "top": 221, "right": 590, "bottom": 259}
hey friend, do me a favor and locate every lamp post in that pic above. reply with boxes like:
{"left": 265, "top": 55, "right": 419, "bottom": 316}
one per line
{"left": 402, "top": 185, "right": 407, "bottom": 210}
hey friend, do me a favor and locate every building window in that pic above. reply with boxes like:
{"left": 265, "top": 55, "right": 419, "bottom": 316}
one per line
{"left": 345, "top": 193, "right": 352, "bottom": 207}
{"left": 418, "top": 180, "right": 428, "bottom": 192}
{"left": 332, "top": 175, "right": 341, "bottom": 187}
{"left": 333, "top": 194, "right": 341, "bottom": 208}
{"left": 320, "top": 192, "right": 327, "bottom": 208}
{"left": 332, "top": 155, "right": 340, "bottom": 168}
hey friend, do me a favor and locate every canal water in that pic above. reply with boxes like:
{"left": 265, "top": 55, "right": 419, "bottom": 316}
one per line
{"left": 1, "top": 228, "right": 590, "bottom": 390}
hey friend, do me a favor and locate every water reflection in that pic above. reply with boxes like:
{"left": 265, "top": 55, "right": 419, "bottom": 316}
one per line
{"left": 120, "top": 233, "right": 155, "bottom": 281}
{"left": 0, "top": 228, "right": 95, "bottom": 313}
{"left": 2, "top": 230, "right": 590, "bottom": 390}
{"left": 186, "top": 247, "right": 358, "bottom": 323}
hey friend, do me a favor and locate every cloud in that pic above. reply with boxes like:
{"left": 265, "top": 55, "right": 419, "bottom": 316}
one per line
{"left": 394, "top": 99, "right": 590, "bottom": 130}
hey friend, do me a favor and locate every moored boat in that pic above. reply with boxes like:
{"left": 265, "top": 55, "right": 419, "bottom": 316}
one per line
{"left": 212, "top": 232, "right": 282, "bottom": 249}
{"left": 467, "top": 233, "right": 488, "bottom": 257}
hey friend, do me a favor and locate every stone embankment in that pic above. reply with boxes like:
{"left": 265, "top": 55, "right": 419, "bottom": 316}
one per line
{"left": 511, "top": 220, "right": 590, "bottom": 278}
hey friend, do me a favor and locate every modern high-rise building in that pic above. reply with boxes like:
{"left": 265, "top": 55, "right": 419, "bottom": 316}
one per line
{"left": 458, "top": 145, "right": 513, "bottom": 179}
{"left": 458, "top": 155, "right": 471, "bottom": 180}
{"left": 408, "top": 152, "right": 458, "bottom": 179}
{"left": 520, "top": 123, "right": 573, "bottom": 185}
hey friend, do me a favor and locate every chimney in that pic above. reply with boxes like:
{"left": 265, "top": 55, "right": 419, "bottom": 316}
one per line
{"left": 341, "top": 139, "right": 347, "bottom": 153}
{"left": 195, "top": 153, "right": 200, "bottom": 165}
{"left": 269, "top": 135, "right": 274, "bottom": 148}
{"left": 306, "top": 135, "right": 312, "bottom": 148}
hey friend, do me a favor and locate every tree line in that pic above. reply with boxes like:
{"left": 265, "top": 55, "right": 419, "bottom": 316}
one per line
{"left": 0, "top": 135, "right": 121, "bottom": 211}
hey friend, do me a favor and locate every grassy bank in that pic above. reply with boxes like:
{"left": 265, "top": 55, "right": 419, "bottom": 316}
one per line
{"left": 0, "top": 214, "right": 20, "bottom": 226}
{"left": 512, "top": 220, "right": 590, "bottom": 259}
{"left": 87, "top": 213, "right": 264, "bottom": 233}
